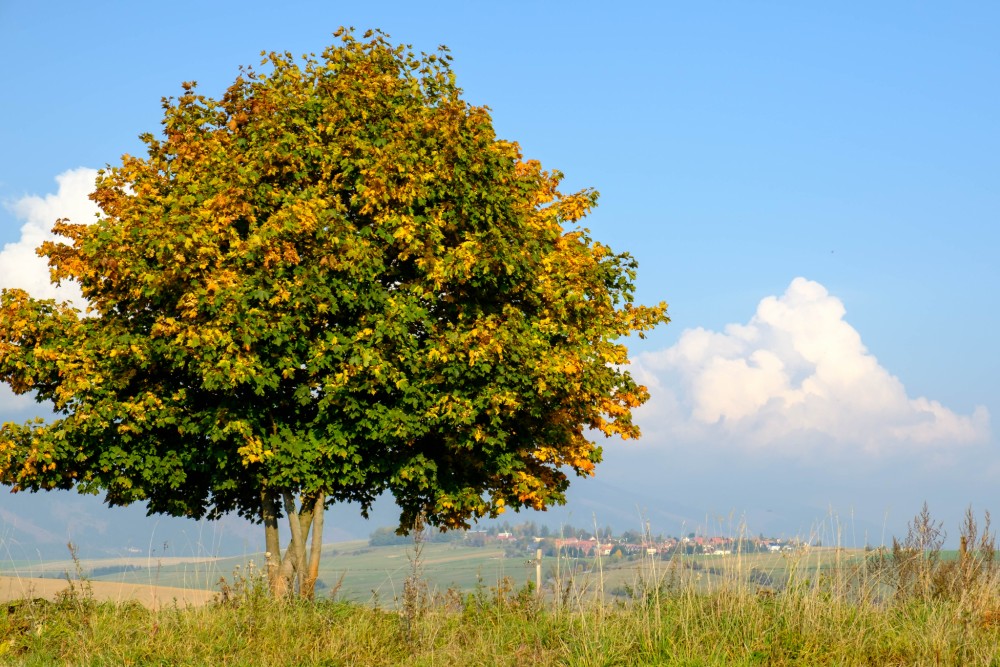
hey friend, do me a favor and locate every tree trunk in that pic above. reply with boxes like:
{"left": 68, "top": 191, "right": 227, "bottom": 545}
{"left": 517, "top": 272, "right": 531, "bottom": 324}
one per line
{"left": 261, "top": 489, "right": 285, "bottom": 597}
{"left": 282, "top": 490, "right": 309, "bottom": 594}
{"left": 302, "top": 493, "right": 325, "bottom": 599}
{"left": 261, "top": 490, "right": 327, "bottom": 598}
{"left": 274, "top": 502, "right": 315, "bottom": 595}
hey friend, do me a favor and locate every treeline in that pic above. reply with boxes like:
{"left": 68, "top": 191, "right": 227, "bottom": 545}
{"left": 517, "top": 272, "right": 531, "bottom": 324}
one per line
{"left": 89, "top": 564, "right": 145, "bottom": 577}
{"left": 367, "top": 526, "right": 465, "bottom": 547}
{"left": 367, "top": 521, "right": 616, "bottom": 547}
{"left": 369, "top": 520, "right": 788, "bottom": 556}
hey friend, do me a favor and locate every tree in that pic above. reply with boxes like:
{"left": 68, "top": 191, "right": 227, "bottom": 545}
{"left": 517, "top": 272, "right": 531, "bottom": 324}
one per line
{"left": 0, "top": 29, "right": 668, "bottom": 597}
{"left": 368, "top": 526, "right": 412, "bottom": 547}
{"left": 622, "top": 530, "right": 644, "bottom": 544}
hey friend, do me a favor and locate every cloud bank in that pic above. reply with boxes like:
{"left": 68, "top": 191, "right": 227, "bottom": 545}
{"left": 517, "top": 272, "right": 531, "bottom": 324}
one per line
{"left": 632, "top": 278, "right": 990, "bottom": 457}
{"left": 1, "top": 167, "right": 99, "bottom": 305}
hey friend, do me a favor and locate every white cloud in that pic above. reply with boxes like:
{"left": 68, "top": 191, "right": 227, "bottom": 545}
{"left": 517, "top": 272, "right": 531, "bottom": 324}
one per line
{"left": 632, "top": 277, "right": 990, "bottom": 457}
{"left": 0, "top": 170, "right": 98, "bottom": 426}
{"left": 1, "top": 167, "right": 99, "bottom": 305}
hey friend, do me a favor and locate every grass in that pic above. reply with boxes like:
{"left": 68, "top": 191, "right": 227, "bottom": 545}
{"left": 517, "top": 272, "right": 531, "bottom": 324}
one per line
{"left": 3, "top": 569, "right": 1000, "bottom": 665}
{"left": 3, "top": 506, "right": 1000, "bottom": 665}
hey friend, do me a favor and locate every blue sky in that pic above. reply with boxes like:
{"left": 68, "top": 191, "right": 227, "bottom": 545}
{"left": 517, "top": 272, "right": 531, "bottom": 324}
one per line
{"left": 0, "top": 2, "right": 997, "bottom": 554}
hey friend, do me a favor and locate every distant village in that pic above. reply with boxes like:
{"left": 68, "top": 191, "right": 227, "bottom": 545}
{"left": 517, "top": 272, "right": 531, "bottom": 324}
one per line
{"left": 369, "top": 520, "right": 807, "bottom": 558}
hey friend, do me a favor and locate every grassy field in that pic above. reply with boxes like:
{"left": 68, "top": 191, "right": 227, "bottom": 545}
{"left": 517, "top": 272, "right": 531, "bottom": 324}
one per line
{"left": 2, "top": 542, "right": 1000, "bottom": 665}
{"left": 1, "top": 539, "right": 865, "bottom": 607}
{"left": 1, "top": 541, "right": 523, "bottom": 605}
{"left": 3, "top": 507, "right": 999, "bottom": 664}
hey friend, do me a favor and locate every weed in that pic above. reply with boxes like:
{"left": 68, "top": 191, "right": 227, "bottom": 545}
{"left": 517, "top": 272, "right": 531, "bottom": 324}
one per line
{"left": 215, "top": 559, "right": 269, "bottom": 608}
{"left": 56, "top": 542, "right": 94, "bottom": 613}
{"left": 400, "top": 513, "right": 431, "bottom": 649}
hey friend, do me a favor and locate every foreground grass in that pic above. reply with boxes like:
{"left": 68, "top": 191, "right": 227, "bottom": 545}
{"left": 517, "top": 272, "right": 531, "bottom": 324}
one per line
{"left": 3, "top": 577, "right": 1000, "bottom": 666}
{"left": 5, "top": 506, "right": 1000, "bottom": 665}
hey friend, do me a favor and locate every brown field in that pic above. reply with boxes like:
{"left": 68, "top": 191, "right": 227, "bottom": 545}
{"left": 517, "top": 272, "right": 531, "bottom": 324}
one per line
{"left": 0, "top": 575, "right": 215, "bottom": 609}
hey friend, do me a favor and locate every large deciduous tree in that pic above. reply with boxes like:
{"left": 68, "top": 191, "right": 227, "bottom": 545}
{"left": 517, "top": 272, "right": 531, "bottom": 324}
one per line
{"left": 0, "top": 29, "right": 668, "bottom": 596}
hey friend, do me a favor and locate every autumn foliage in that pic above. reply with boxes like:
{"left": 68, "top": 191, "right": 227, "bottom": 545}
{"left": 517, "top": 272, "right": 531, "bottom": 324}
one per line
{"left": 0, "top": 29, "right": 668, "bottom": 595}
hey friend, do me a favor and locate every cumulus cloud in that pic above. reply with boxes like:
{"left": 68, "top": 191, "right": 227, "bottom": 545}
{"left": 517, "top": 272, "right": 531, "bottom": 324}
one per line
{"left": 1, "top": 167, "right": 99, "bottom": 305}
{"left": 632, "top": 277, "right": 990, "bottom": 456}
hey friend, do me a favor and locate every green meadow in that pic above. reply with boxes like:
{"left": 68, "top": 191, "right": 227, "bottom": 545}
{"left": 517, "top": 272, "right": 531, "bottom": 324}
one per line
{"left": 3, "top": 514, "right": 1000, "bottom": 665}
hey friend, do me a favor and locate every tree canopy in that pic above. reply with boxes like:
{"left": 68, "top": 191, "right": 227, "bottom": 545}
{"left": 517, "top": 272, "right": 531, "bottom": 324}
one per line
{"left": 0, "top": 29, "right": 668, "bottom": 595}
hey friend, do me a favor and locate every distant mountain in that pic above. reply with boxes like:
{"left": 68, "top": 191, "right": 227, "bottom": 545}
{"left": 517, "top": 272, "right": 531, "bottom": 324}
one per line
{"left": 0, "top": 491, "right": 246, "bottom": 561}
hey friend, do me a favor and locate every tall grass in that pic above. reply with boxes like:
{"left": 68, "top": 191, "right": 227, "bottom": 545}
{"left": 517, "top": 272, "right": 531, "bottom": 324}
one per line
{"left": 3, "top": 506, "right": 1000, "bottom": 665}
